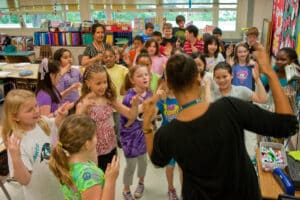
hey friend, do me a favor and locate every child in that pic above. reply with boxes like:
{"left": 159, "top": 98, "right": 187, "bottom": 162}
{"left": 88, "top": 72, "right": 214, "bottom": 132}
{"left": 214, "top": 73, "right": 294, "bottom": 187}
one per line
{"left": 53, "top": 48, "right": 82, "bottom": 104}
{"left": 226, "top": 42, "right": 257, "bottom": 90}
{"left": 121, "top": 51, "right": 160, "bottom": 95}
{"left": 154, "top": 79, "right": 182, "bottom": 200}
{"left": 36, "top": 58, "right": 62, "bottom": 117}
{"left": 49, "top": 114, "right": 120, "bottom": 200}
{"left": 120, "top": 65, "right": 152, "bottom": 200}
{"left": 261, "top": 47, "right": 299, "bottom": 90}
{"left": 192, "top": 53, "right": 214, "bottom": 102}
{"left": 112, "top": 45, "right": 130, "bottom": 67}
{"left": 212, "top": 62, "right": 267, "bottom": 103}
{"left": 183, "top": 25, "right": 204, "bottom": 55}
{"left": 2, "top": 89, "right": 73, "bottom": 200}
{"left": 136, "top": 51, "right": 160, "bottom": 93}
{"left": 204, "top": 35, "right": 225, "bottom": 72}
{"left": 103, "top": 48, "right": 129, "bottom": 148}
{"left": 246, "top": 27, "right": 259, "bottom": 54}
{"left": 172, "top": 15, "right": 186, "bottom": 46}
{"left": 144, "top": 38, "right": 167, "bottom": 76}
{"left": 76, "top": 64, "right": 138, "bottom": 172}
{"left": 141, "top": 22, "right": 154, "bottom": 42}
{"left": 129, "top": 35, "right": 144, "bottom": 65}
{"left": 162, "top": 23, "right": 177, "bottom": 48}
{"left": 212, "top": 27, "right": 226, "bottom": 58}
{"left": 152, "top": 31, "right": 170, "bottom": 57}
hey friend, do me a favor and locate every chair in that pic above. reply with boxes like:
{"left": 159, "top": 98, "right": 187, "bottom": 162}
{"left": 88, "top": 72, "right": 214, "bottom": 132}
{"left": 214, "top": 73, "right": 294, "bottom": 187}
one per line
{"left": 0, "top": 146, "right": 11, "bottom": 200}
{"left": 0, "top": 175, "right": 11, "bottom": 200}
{"left": 33, "top": 45, "right": 52, "bottom": 64}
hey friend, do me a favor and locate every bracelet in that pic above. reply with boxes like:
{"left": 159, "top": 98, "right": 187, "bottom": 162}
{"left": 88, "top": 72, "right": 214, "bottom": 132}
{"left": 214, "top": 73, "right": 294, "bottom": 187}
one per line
{"left": 143, "top": 126, "right": 154, "bottom": 135}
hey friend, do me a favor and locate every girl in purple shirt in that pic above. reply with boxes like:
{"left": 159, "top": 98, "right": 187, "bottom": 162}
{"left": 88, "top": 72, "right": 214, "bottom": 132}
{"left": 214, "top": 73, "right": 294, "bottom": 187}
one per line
{"left": 120, "top": 65, "right": 152, "bottom": 200}
{"left": 36, "top": 58, "right": 62, "bottom": 117}
{"left": 54, "top": 48, "right": 82, "bottom": 104}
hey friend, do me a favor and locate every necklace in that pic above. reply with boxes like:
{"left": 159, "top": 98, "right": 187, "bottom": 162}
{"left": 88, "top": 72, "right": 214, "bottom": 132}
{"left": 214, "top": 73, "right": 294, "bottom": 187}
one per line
{"left": 179, "top": 98, "right": 203, "bottom": 112}
{"left": 93, "top": 41, "right": 104, "bottom": 53}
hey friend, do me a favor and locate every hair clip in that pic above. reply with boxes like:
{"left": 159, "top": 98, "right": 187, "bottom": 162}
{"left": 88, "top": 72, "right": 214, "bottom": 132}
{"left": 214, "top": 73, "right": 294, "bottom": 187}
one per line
{"left": 39, "top": 58, "right": 49, "bottom": 80}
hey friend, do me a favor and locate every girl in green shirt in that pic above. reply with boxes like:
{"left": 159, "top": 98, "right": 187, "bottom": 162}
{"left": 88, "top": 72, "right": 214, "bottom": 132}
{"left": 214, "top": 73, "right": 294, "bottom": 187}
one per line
{"left": 49, "top": 114, "right": 119, "bottom": 200}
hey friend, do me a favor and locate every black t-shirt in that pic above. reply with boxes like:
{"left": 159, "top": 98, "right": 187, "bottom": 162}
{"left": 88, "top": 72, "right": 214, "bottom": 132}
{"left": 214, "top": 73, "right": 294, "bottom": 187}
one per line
{"left": 162, "top": 36, "right": 177, "bottom": 47}
{"left": 151, "top": 97, "right": 298, "bottom": 200}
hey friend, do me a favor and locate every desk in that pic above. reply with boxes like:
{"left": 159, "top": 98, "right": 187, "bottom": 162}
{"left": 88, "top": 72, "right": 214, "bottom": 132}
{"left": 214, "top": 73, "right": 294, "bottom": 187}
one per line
{"left": 256, "top": 150, "right": 300, "bottom": 199}
{"left": 0, "top": 63, "right": 38, "bottom": 93}
{"left": 1, "top": 63, "right": 38, "bottom": 79}
{"left": 0, "top": 51, "right": 35, "bottom": 63}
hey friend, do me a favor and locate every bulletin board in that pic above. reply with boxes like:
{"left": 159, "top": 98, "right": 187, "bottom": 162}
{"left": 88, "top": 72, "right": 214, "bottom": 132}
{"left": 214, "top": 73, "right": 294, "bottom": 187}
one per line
{"left": 272, "top": 0, "right": 299, "bottom": 56}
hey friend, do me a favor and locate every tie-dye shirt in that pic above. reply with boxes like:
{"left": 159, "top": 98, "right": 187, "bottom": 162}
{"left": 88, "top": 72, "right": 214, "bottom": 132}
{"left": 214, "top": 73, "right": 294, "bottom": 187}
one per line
{"left": 61, "top": 161, "right": 104, "bottom": 200}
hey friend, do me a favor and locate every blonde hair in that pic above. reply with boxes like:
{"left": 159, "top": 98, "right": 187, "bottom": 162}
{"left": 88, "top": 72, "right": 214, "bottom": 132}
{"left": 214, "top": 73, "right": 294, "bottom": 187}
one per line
{"left": 1, "top": 89, "right": 50, "bottom": 142}
{"left": 163, "top": 23, "right": 172, "bottom": 30}
{"left": 49, "top": 114, "right": 96, "bottom": 187}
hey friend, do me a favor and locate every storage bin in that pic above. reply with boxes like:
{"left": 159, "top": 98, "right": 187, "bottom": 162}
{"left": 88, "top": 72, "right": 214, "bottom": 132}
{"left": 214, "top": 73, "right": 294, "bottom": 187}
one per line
{"left": 260, "top": 142, "right": 287, "bottom": 171}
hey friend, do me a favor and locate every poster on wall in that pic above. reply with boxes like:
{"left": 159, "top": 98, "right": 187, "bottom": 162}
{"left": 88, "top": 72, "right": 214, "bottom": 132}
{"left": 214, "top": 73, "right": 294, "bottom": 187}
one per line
{"left": 296, "top": 11, "right": 300, "bottom": 56}
{"left": 272, "top": 0, "right": 299, "bottom": 56}
{"left": 272, "top": 0, "right": 285, "bottom": 56}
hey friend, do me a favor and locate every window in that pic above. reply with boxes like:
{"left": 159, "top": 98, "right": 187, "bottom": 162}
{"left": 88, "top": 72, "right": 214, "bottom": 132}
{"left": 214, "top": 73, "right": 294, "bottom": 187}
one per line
{"left": 112, "top": 11, "right": 156, "bottom": 31}
{"left": 0, "top": 14, "right": 21, "bottom": 28}
{"left": 163, "top": 11, "right": 213, "bottom": 29}
{"left": 66, "top": 12, "right": 81, "bottom": 22}
{"left": 92, "top": 11, "right": 107, "bottom": 22}
{"left": 218, "top": 10, "right": 237, "bottom": 31}
{"left": 24, "top": 14, "right": 63, "bottom": 28}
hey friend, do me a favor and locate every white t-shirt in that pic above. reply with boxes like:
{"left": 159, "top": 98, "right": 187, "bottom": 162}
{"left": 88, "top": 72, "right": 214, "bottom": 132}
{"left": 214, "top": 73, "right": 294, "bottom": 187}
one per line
{"left": 205, "top": 53, "right": 225, "bottom": 72}
{"left": 8, "top": 117, "right": 64, "bottom": 200}
{"left": 212, "top": 85, "right": 253, "bottom": 102}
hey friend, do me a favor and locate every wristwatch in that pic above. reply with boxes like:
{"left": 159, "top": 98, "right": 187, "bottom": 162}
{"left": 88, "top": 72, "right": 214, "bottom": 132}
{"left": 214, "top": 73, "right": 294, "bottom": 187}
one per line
{"left": 143, "top": 126, "right": 154, "bottom": 134}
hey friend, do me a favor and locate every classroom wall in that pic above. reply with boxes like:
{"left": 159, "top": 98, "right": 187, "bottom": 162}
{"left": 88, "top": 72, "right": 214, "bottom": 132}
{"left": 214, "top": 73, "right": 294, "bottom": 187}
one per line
{"left": 252, "top": 0, "right": 273, "bottom": 32}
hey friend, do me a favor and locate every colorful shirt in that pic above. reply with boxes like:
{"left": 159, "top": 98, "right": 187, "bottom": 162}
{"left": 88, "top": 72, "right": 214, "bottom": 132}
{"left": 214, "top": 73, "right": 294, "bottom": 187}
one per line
{"left": 120, "top": 89, "right": 152, "bottom": 158}
{"left": 88, "top": 104, "right": 116, "bottom": 156}
{"left": 61, "top": 161, "right": 105, "bottom": 200}
{"left": 157, "top": 97, "right": 179, "bottom": 126}
{"left": 106, "top": 64, "right": 128, "bottom": 102}
{"left": 150, "top": 73, "right": 159, "bottom": 93}
{"left": 183, "top": 39, "right": 204, "bottom": 55}
{"left": 172, "top": 27, "right": 185, "bottom": 45}
{"left": 36, "top": 89, "right": 61, "bottom": 114}
{"left": 57, "top": 68, "right": 82, "bottom": 103}
{"left": 232, "top": 64, "right": 254, "bottom": 90}
{"left": 261, "top": 65, "right": 288, "bottom": 89}
{"left": 151, "top": 55, "right": 167, "bottom": 76}
{"left": 140, "top": 33, "right": 152, "bottom": 42}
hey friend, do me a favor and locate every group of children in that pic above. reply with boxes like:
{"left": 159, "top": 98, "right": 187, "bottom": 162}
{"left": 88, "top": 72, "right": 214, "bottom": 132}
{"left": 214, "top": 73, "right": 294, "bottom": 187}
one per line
{"left": 1, "top": 15, "right": 300, "bottom": 200}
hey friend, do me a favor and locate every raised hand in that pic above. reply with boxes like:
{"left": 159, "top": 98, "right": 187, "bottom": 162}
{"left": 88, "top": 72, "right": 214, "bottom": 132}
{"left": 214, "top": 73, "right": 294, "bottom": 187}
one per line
{"left": 76, "top": 92, "right": 96, "bottom": 114}
{"left": 6, "top": 133, "right": 21, "bottom": 159}
{"left": 71, "top": 82, "right": 82, "bottom": 91}
{"left": 57, "top": 101, "right": 74, "bottom": 117}
{"left": 252, "top": 42, "right": 272, "bottom": 75}
{"left": 142, "top": 97, "right": 157, "bottom": 129}
{"left": 61, "top": 64, "right": 72, "bottom": 75}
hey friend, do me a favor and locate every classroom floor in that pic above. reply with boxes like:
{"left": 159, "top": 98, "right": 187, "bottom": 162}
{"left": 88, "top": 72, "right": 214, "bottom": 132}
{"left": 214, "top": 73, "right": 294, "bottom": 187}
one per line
{"left": 0, "top": 103, "right": 258, "bottom": 200}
